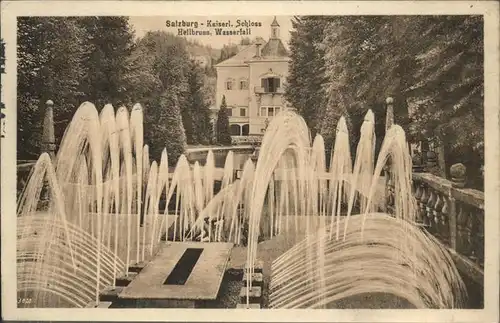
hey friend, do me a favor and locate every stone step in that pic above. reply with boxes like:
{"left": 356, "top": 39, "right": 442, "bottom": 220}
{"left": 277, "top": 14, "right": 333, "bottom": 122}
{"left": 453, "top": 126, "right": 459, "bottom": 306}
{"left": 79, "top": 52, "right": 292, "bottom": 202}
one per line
{"left": 243, "top": 272, "right": 263, "bottom": 287}
{"left": 115, "top": 272, "right": 138, "bottom": 287}
{"left": 99, "top": 286, "right": 124, "bottom": 302}
{"left": 239, "top": 286, "right": 262, "bottom": 305}
{"left": 128, "top": 261, "right": 148, "bottom": 273}
{"left": 236, "top": 303, "right": 261, "bottom": 309}
{"left": 244, "top": 260, "right": 264, "bottom": 274}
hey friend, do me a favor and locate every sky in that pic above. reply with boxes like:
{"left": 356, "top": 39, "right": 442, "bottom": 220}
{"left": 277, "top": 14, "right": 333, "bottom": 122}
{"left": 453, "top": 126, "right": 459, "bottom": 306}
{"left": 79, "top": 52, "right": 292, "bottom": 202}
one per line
{"left": 129, "top": 16, "right": 294, "bottom": 49}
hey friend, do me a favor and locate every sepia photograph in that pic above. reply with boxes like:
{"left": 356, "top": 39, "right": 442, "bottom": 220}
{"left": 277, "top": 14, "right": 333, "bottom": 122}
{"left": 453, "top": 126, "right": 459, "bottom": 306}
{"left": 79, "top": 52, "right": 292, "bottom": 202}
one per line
{"left": 1, "top": 1, "right": 499, "bottom": 322}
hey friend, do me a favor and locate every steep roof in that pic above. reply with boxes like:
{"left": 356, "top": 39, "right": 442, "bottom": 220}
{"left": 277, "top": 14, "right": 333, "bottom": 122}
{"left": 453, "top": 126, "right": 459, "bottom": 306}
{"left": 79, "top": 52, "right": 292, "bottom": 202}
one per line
{"left": 214, "top": 43, "right": 260, "bottom": 67}
{"left": 215, "top": 27, "right": 289, "bottom": 67}
{"left": 261, "top": 38, "right": 288, "bottom": 58}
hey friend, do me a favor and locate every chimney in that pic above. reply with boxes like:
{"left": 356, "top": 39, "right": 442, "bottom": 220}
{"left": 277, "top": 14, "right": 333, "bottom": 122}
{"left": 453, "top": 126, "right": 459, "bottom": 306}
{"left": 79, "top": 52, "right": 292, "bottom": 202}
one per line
{"left": 255, "top": 40, "right": 262, "bottom": 58}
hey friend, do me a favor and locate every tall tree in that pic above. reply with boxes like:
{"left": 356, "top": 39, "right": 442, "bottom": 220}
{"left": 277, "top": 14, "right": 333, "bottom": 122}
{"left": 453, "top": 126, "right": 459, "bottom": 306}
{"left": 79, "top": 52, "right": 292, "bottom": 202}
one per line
{"left": 217, "top": 44, "right": 239, "bottom": 63}
{"left": 133, "top": 31, "right": 191, "bottom": 157}
{"left": 122, "top": 41, "right": 163, "bottom": 106}
{"left": 322, "top": 16, "right": 483, "bottom": 180}
{"left": 286, "top": 16, "right": 483, "bottom": 186}
{"left": 145, "top": 91, "right": 187, "bottom": 164}
{"left": 78, "top": 17, "right": 136, "bottom": 108}
{"left": 141, "top": 31, "right": 192, "bottom": 142}
{"left": 17, "top": 17, "right": 89, "bottom": 159}
{"left": 286, "top": 16, "right": 333, "bottom": 140}
{"left": 186, "top": 60, "right": 212, "bottom": 145}
{"left": 216, "top": 95, "right": 231, "bottom": 145}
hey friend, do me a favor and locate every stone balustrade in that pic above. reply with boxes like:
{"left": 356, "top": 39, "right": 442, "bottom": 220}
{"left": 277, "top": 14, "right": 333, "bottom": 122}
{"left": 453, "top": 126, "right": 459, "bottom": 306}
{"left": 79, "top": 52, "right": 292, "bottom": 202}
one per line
{"left": 385, "top": 163, "right": 484, "bottom": 286}
{"left": 17, "top": 161, "right": 36, "bottom": 198}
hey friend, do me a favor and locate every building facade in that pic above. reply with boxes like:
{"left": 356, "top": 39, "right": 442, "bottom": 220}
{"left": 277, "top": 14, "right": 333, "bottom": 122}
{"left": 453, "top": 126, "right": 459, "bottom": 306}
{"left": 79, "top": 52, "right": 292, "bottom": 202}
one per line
{"left": 214, "top": 17, "right": 291, "bottom": 138}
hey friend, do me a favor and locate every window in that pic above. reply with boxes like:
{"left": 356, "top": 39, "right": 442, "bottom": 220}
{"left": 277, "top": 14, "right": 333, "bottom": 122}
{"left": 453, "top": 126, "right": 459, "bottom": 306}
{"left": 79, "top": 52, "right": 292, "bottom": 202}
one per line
{"left": 226, "top": 107, "right": 233, "bottom": 117}
{"left": 261, "top": 77, "right": 281, "bottom": 93}
{"left": 272, "top": 28, "right": 278, "bottom": 38}
{"left": 239, "top": 107, "right": 247, "bottom": 117}
{"left": 225, "top": 79, "right": 234, "bottom": 90}
{"left": 242, "top": 124, "right": 249, "bottom": 136}
{"left": 240, "top": 79, "right": 248, "bottom": 90}
{"left": 230, "top": 124, "right": 241, "bottom": 136}
{"left": 260, "top": 106, "right": 283, "bottom": 117}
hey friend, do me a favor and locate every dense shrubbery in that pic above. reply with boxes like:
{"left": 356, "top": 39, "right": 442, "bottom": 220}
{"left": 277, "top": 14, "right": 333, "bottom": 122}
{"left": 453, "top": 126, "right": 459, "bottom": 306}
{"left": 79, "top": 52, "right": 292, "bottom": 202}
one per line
{"left": 231, "top": 136, "right": 263, "bottom": 146}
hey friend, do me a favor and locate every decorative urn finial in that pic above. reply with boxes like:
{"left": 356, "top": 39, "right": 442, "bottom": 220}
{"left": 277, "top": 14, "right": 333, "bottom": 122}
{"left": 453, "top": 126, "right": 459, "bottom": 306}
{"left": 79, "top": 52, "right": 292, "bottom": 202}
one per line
{"left": 450, "top": 163, "right": 467, "bottom": 188}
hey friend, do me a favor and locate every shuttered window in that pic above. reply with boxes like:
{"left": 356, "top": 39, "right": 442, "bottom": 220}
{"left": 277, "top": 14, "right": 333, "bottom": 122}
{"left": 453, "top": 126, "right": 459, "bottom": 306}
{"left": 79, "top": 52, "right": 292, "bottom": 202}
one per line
{"left": 261, "top": 77, "right": 281, "bottom": 93}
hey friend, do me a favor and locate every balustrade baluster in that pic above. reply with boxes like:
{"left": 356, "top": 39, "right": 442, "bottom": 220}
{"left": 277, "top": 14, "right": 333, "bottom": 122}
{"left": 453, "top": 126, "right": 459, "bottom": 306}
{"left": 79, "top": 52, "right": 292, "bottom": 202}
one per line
{"left": 432, "top": 193, "right": 444, "bottom": 240}
{"left": 411, "top": 167, "right": 484, "bottom": 291}
{"left": 440, "top": 196, "right": 450, "bottom": 246}
{"left": 466, "top": 209, "right": 476, "bottom": 262}
{"left": 426, "top": 190, "right": 436, "bottom": 233}
{"left": 414, "top": 184, "right": 423, "bottom": 223}
{"left": 476, "top": 212, "right": 485, "bottom": 267}
{"left": 456, "top": 204, "right": 467, "bottom": 255}
{"left": 419, "top": 185, "right": 429, "bottom": 228}
{"left": 448, "top": 196, "right": 457, "bottom": 250}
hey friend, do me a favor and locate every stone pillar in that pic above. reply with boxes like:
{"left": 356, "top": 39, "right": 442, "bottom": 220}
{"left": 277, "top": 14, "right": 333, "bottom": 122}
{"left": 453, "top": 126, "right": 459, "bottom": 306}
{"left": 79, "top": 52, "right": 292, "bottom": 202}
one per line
{"left": 40, "top": 100, "right": 55, "bottom": 209}
{"left": 425, "top": 151, "right": 440, "bottom": 176}
{"left": 385, "top": 97, "right": 394, "bottom": 133}
{"left": 435, "top": 138, "right": 447, "bottom": 178}
{"left": 42, "top": 99, "right": 56, "bottom": 159}
{"left": 412, "top": 149, "right": 424, "bottom": 173}
{"left": 384, "top": 97, "right": 394, "bottom": 213}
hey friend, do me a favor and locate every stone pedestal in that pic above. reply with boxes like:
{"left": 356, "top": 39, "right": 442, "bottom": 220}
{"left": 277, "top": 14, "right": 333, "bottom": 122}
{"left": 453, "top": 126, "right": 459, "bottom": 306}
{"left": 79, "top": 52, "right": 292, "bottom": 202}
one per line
{"left": 450, "top": 163, "right": 467, "bottom": 188}
{"left": 245, "top": 260, "right": 263, "bottom": 274}
{"left": 99, "top": 287, "right": 124, "bottom": 302}
{"left": 239, "top": 286, "right": 262, "bottom": 304}
{"left": 115, "top": 272, "right": 138, "bottom": 287}
{"left": 128, "top": 261, "right": 148, "bottom": 273}
{"left": 243, "top": 272, "right": 263, "bottom": 287}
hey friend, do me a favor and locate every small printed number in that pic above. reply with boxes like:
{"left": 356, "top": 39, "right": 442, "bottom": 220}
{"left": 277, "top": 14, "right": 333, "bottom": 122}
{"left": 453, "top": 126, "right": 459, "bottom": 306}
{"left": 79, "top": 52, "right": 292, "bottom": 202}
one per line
{"left": 18, "top": 298, "right": 32, "bottom": 304}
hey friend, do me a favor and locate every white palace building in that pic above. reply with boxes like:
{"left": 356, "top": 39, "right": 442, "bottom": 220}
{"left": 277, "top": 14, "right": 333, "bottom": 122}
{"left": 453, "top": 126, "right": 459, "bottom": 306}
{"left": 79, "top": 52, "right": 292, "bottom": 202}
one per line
{"left": 214, "top": 17, "right": 292, "bottom": 139}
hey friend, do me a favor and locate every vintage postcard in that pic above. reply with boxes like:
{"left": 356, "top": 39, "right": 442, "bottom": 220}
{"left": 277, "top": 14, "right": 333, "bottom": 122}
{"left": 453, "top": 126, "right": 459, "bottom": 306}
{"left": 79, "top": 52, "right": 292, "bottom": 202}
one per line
{"left": 1, "top": 1, "right": 499, "bottom": 322}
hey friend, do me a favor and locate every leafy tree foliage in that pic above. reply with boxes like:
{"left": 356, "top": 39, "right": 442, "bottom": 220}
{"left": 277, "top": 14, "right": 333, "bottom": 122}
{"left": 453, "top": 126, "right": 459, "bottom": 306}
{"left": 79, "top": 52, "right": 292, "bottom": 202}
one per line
{"left": 17, "top": 17, "right": 90, "bottom": 159}
{"left": 286, "top": 16, "right": 484, "bottom": 185}
{"left": 78, "top": 17, "right": 135, "bottom": 108}
{"left": 216, "top": 95, "right": 231, "bottom": 145}
{"left": 186, "top": 60, "right": 212, "bottom": 145}
{"left": 146, "top": 91, "right": 187, "bottom": 164}
{"left": 217, "top": 44, "right": 239, "bottom": 63}
{"left": 136, "top": 31, "right": 212, "bottom": 150}
{"left": 17, "top": 19, "right": 215, "bottom": 164}
{"left": 286, "top": 16, "right": 333, "bottom": 139}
